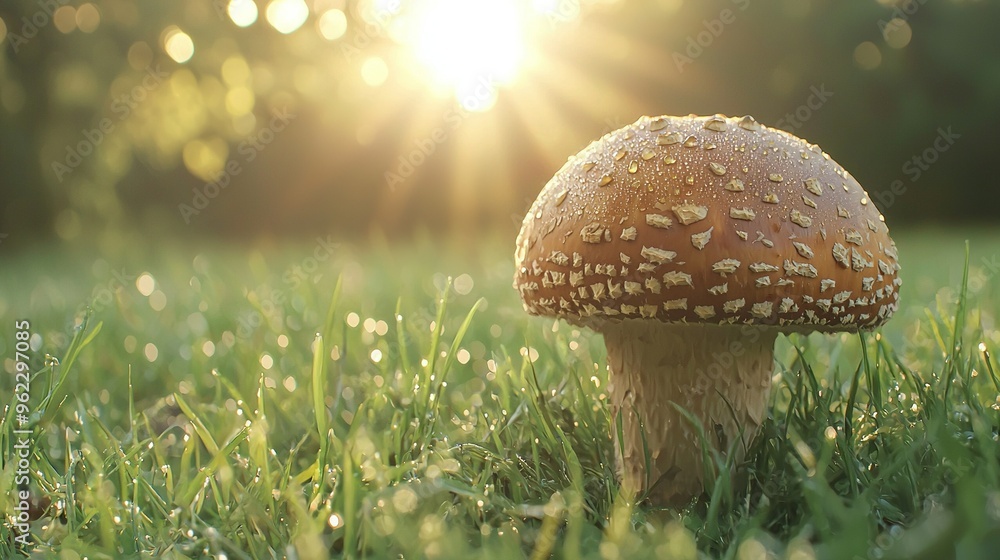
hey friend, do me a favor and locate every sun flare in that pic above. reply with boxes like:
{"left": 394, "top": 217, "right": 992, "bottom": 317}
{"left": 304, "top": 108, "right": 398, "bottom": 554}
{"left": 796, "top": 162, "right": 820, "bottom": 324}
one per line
{"left": 401, "top": 0, "right": 527, "bottom": 110}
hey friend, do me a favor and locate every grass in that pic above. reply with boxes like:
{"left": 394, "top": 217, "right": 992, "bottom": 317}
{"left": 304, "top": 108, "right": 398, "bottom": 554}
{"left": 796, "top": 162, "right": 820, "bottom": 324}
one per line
{"left": 1, "top": 227, "right": 999, "bottom": 559}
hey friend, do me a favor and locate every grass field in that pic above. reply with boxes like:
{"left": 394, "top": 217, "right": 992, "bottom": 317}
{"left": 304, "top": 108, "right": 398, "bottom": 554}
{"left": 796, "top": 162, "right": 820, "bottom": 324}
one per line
{"left": 2, "top": 227, "right": 1000, "bottom": 559}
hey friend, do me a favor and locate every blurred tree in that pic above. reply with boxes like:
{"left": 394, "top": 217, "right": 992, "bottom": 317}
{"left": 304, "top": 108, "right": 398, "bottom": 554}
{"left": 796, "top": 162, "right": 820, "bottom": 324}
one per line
{"left": 0, "top": 0, "right": 998, "bottom": 244}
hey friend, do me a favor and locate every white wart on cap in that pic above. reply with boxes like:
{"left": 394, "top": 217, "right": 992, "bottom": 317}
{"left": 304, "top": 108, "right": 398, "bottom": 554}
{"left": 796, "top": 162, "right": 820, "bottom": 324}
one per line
{"left": 513, "top": 114, "right": 900, "bottom": 331}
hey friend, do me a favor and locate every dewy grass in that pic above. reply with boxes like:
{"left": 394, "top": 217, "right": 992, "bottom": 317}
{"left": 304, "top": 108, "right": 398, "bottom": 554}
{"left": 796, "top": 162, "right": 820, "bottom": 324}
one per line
{"left": 0, "top": 232, "right": 999, "bottom": 558}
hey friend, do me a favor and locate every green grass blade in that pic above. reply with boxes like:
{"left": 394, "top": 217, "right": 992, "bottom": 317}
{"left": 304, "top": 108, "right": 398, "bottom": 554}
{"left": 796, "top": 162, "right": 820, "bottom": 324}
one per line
{"left": 38, "top": 319, "right": 103, "bottom": 425}
{"left": 174, "top": 393, "right": 221, "bottom": 455}
{"left": 312, "top": 333, "right": 329, "bottom": 484}
{"left": 177, "top": 426, "right": 250, "bottom": 508}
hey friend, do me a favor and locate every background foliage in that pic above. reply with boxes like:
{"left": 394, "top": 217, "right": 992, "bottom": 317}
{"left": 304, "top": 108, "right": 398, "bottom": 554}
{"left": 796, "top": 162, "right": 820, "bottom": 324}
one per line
{"left": 1, "top": 0, "right": 999, "bottom": 244}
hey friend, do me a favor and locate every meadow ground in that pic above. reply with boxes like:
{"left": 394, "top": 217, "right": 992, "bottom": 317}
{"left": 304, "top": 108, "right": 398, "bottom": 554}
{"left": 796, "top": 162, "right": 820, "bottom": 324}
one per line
{"left": 1, "top": 227, "right": 1000, "bottom": 559}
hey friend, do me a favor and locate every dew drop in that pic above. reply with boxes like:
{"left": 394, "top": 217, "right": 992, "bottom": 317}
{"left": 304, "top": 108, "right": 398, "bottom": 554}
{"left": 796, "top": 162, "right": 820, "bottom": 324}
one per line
{"left": 737, "top": 115, "right": 762, "bottom": 131}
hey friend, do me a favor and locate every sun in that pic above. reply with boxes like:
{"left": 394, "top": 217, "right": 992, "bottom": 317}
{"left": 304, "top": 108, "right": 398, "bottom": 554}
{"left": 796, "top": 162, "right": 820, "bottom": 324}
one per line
{"left": 400, "top": 0, "right": 527, "bottom": 111}
{"left": 356, "top": 0, "right": 656, "bottom": 232}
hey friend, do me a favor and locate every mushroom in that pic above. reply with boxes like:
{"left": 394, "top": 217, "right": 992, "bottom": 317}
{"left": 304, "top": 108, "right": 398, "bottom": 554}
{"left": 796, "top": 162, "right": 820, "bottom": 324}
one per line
{"left": 512, "top": 114, "right": 901, "bottom": 505}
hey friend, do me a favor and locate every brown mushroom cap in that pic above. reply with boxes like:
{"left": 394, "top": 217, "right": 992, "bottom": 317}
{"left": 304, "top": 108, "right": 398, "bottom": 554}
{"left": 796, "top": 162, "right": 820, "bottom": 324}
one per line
{"left": 513, "top": 114, "right": 901, "bottom": 331}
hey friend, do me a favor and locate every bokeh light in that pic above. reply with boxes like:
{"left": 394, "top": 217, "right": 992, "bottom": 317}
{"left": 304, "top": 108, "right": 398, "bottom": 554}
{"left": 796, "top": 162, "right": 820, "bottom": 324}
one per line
{"left": 136, "top": 273, "right": 155, "bottom": 296}
{"left": 854, "top": 41, "right": 882, "bottom": 70}
{"left": 221, "top": 56, "right": 251, "bottom": 85}
{"left": 75, "top": 3, "right": 101, "bottom": 33}
{"left": 318, "top": 8, "right": 348, "bottom": 40}
{"left": 182, "top": 138, "right": 229, "bottom": 181}
{"left": 228, "top": 0, "right": 259, "bottom": 28}
{"left": 883, "top": 18, "right": 913, "bottom": 49}
{"left": 163, "top": 26, "right": 195, "bottom": 63}
{"left": 266, "top": 0, "right": 309, "bottom": 34}
{"left": 361, "top": 57, "right": 389, "bottom": 87}
{"left": 226, "top": 86, "right": 256, "bottom": 116}
{"left": 144, "top": 343, "right": 158, "bottom": 362}
{"left": 54, "top": 6, "right": 77, "bottom": 34}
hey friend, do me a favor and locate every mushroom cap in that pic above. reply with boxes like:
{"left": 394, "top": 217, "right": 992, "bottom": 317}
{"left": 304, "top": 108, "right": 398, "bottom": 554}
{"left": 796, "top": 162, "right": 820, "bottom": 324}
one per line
{"left": 513, "top": 114, "right": 901, "bottom": 331}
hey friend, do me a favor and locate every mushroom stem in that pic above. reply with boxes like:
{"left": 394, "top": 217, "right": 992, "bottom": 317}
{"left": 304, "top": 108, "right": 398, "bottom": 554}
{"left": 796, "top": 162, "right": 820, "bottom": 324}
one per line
{"left": 601, "top": 322, "right": 777, "bottom": 505}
